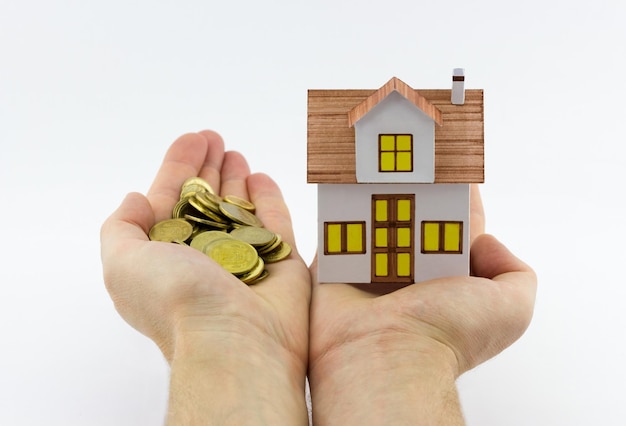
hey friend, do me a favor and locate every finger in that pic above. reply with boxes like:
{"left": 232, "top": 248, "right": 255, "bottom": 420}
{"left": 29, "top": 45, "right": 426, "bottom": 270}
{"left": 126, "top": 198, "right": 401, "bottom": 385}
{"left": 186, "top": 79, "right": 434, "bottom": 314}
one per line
{"left": 247, "top": 173, "right": 295, "bottom": 247}
{"left": 248, "top": 173, "right": 310, "bottom": 297}
{"left": 100, "top": 192, "right": 153, "bottom": 266}
{"left": 470, "top": 234, "right": 535, "bottom": 281}
{"left": 147, "top": 133, "right": 213, "bottom": 221}
{"left": 469, "top": 234, "right": 537, "bottom": 358}
{"left": 99, "top": 193, "right": 156, "bottom": 334}
{"left": 217, "top": 151, "right": 251, "bottom": 199}
{"left": 470, "top": 184, "right": 485, "bottom": 244}
{"left": 196, "top": 130, "right": 226, "bottom": 191}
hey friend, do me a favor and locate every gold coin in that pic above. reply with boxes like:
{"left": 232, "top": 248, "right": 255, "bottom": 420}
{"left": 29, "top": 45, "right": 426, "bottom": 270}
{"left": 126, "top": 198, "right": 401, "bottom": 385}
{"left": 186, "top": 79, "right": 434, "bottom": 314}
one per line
{"left": 258, "top": 233, "right": 282, "bottom": 254}
{"left": 224, "top": 195, "right": 256, "bottom": 212}
{"left": 190, "top": 230, "right": 233, "bottom": 252}
{"left": 249, "top": 269, "right": 269, "bottom": 284}
{"left": 189, "top": 223, "right": 205, "bottom": 240}
{"left": 219, "top": 202, "right": 263, "bottom": 227}
{"left": 229, "top": 226, "right": 276, "bottom": 247}
{"left": 172, "top": 198, "right": 193, "bottom": 219}
{"left": 261, "top": 241, "right": 292, "bottom": 263}
{"left": 203, "top": 239, "right": 259, "bottom": 275}
{"left": 188, "top": 197, "right": 229, "bottom": 223}
{"left": 239, "top": 258, "right": 265, "bottom": 284}
{"left": 154, "top": 178, "right": 290, "bottom": 284}
{"left": 149, "top": 218, "right": 193, "bottom": 243}
{"left": 180, "top": 185, "right": 205, "bottom": 200}
{"left": 182, "top": 177, "right": 216, "bottom": 195}
{"left": 184, "top": 214, "right": 230, "bottom": 230}
{"left": 194, "top": 192, "right": 224, "bottom": 216}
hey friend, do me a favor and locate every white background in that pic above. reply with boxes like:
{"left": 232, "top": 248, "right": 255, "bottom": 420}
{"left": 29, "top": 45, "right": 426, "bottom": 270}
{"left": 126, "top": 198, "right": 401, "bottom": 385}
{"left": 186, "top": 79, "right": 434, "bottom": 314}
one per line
{"left": 1, "top": 0, "right": 625, "bottom": 424}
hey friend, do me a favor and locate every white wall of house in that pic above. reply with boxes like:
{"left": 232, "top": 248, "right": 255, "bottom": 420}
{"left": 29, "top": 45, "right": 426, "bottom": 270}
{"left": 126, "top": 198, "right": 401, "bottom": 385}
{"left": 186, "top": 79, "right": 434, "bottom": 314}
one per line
{"left": 317, "top": 183, "right": 470, "bottom": 284}
{"left": 354, "top": 91, "right": 435, "bottom": 184}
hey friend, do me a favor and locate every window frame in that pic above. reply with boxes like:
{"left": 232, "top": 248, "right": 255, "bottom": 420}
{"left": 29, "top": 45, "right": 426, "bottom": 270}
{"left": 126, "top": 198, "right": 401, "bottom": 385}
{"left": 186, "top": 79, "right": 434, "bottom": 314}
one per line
{"left": 420, "top": 221, "right": 463, "bottom": 254}
{"left": 323, "top": 221, "right": 367, "bottom": 255}
{"left": 378, "top": 134, "right": 414, "bottom": 173}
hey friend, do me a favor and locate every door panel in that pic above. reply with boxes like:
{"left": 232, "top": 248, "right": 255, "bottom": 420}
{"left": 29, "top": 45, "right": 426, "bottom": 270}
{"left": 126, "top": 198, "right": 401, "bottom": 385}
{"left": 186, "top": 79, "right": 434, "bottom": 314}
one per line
{"left": 371, "top": 194, "right": 415, "bottom": 283}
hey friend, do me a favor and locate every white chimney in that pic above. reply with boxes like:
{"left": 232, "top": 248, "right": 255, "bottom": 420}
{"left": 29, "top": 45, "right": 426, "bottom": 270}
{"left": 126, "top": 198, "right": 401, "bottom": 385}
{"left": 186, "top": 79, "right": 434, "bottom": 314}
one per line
{"left": 451, "top": 68, "right": 465, "bottom": 105}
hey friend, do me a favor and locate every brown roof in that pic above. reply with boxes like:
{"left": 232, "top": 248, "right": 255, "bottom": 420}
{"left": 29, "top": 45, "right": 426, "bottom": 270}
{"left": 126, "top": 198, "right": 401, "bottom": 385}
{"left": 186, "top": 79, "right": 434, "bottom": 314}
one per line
{"left": 348, "top": 77, "right": 443, "bottom": 127}
{"left": 307, "top": 84, "right": 484, "bottom": 184}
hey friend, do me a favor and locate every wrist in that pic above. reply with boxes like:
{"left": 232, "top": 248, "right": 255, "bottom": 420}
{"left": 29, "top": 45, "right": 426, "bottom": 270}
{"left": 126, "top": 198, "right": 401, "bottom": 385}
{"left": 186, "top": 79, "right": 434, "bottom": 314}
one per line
{"left": 309, "top": 334, "right": 462, "bottom": 425}
{"left": 167, "top": 316, "right": 308, "bottom": 425}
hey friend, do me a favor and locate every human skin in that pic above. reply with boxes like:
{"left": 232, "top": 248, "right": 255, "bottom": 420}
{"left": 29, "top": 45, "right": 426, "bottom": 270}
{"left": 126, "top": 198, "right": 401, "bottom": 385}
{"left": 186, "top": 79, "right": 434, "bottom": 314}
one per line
{"left": 100, "top": 131, "right": 311, "bottom": 425}
{"left": 101, "top": 130, "right": 536, "bottom": 425}
{"left": 307, "top": 185, "right": 537, "bottom": 425}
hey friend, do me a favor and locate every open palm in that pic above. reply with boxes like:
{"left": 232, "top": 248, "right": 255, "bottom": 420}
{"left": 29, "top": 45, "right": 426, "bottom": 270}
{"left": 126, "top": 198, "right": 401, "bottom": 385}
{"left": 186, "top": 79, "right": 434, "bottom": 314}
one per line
{"left": 100, "top": 131, "right": 311, "bottom": 366}
{"left": 308, "top": 185, "right": 537, "bottom": 398}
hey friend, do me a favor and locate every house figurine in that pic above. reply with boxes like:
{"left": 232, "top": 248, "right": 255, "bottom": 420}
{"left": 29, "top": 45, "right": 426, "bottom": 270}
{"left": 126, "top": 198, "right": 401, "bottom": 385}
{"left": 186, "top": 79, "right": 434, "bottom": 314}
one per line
{"left": 307, "top": 70, "right": 484, "bottom": 284}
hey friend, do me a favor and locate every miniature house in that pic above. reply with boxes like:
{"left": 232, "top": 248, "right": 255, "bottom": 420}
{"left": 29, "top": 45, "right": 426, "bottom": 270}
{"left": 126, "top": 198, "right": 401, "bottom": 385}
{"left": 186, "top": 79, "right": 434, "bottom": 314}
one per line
{"left": 307, "top": 71, "right": 484, "bottom": 284}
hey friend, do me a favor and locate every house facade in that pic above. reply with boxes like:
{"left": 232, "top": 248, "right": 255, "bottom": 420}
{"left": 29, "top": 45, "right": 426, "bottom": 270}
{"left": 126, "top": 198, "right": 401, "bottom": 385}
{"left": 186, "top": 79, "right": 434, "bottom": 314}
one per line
{"left": 308, "top": 73, "right": 484, "bottom": 284}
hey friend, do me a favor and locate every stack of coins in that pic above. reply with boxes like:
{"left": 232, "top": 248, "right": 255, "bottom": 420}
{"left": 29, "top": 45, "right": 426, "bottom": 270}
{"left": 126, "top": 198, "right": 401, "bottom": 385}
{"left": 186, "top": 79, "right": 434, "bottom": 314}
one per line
{"left": 148, "top": 177, "right": 292, "bottom": 284}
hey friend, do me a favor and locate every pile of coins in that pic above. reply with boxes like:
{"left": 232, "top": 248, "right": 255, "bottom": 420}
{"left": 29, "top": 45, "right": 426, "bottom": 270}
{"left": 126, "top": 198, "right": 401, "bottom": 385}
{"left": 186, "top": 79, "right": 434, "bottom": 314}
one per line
{"left": 148, "top": 177, "right": 291, "bottom": 285}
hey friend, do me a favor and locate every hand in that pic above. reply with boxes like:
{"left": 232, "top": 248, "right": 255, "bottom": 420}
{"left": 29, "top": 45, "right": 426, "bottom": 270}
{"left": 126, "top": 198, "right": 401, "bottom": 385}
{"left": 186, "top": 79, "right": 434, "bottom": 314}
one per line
{"left": 307, "top": 185, "right": 537, "bottom": 424}
{"left": 100, "top": 131, "right": 311, "bottom": 424}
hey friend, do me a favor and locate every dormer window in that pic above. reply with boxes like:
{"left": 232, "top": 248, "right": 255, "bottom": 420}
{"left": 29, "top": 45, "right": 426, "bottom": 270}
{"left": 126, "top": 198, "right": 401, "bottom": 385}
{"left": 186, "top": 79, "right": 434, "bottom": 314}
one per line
{"left": 379, "top": 134, "right": 413, "bottom": 172}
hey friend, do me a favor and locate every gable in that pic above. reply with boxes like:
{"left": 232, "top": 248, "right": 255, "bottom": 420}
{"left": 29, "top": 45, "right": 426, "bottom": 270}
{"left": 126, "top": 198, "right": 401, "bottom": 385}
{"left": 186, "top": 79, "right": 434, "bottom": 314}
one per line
{"left": 353, "top": 91, "right": 435, "bottom": 183}
{"left": 348, "top": 77, "right": 443, "bottom": 127}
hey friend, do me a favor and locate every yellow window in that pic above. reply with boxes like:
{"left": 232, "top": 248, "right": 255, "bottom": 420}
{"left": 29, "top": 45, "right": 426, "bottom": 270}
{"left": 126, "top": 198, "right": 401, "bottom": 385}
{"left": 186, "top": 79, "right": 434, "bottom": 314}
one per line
{"left": 396, "top": 152, "right": 412, "bottom": 171}
{"left": 327, "top": 224, "right": 342, "bottom": 253}
{"left": 325, "top": 221, "right": 366, "bottom": 255}
{"left": 346, "top": 223, "right": 363, "bottom": 252}
{"left": 375, "top": 227, "right": 388, "bottom": 247}
{"left": 375, "top": 253, "right": 388, "bottom": 277}
{"left": 422, "top": 221, "right": 463, "bottom": 253}
{"left": 379, "top": 134, "right": 413, "bottom": 172}
{"left": 375, "top": 200, "right": 388, "bottom": 221}
{"left": 380, "top": 152, "right": 395, "bottom": 171}
{"left": 423, "top": 222, "right": 440, "bottom": 252}
{"left": 380, "top": 135, "right": 395, "bottom": 151}
{"left": 397, "top": 227, "right": 411, "bottom": 247}
{"left": 444, "top": 222, "right": 461, "bottom": 252}
{"left": 397, "top": 253, "right": 411, "bottom": 277}
{"left": 396, "top": 135, "right": 412, "bottom": 151}
{"left": 397, "top": 199, "right": 411, "bottom": 221}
